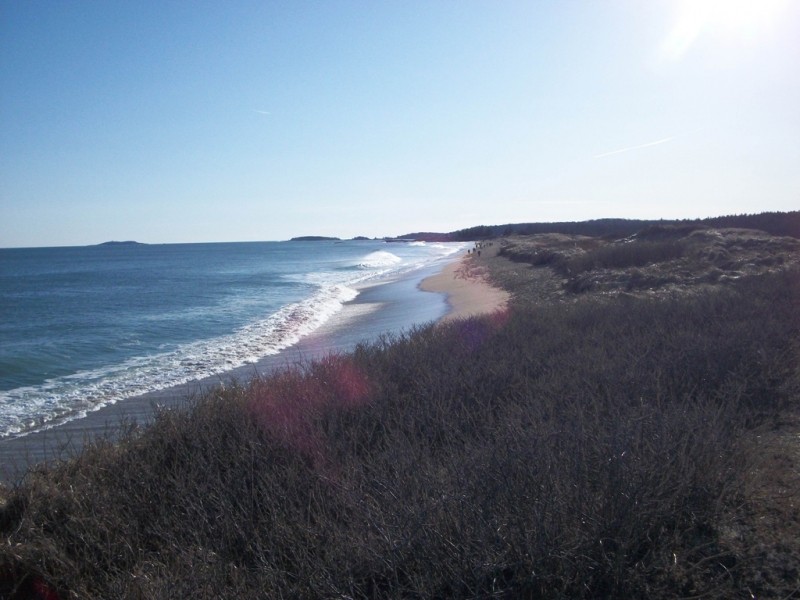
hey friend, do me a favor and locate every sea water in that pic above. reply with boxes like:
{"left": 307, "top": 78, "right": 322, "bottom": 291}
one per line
{"left": 0, "top": 240, "right": 464, "bottom": 439}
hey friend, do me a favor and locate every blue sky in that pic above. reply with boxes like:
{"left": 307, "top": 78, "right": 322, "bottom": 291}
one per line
{"left": 1, "top": 1, "right": 798, "bottom": 247}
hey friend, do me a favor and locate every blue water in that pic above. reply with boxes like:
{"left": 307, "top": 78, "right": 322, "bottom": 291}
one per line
{"left": 0, "top": 240, "right": 463, "bottom": 438}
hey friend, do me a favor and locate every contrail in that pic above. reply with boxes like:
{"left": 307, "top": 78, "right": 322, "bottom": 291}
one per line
{"left": 254, "top": 110, "right": 271, "bottom": 115}
{"left": 594, "top": 135, "right": 677, "bottom": 158}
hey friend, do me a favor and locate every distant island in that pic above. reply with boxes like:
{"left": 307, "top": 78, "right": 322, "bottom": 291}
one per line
{"left": 289, "top": 236, "right": 341, "bottom": 242}
{"left": 393, "top": 232, "right": 454, "bottom": 242}
{"left": 97, "top": 240, "right": 145, "bottom": 246}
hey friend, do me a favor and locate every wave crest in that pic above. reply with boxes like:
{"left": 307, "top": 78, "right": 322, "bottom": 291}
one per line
{"left": 0, "top": 283, "right": 358, "bottom": 439}
{"left": 357, "top": 251, "right": 402, "bottom": 269}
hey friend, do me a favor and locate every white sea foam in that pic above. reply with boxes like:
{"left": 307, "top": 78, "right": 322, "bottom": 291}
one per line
{"left": 357, "top": 250, "right": 402, "bottom": 269}
{"left": 0, "top": 283, "right": 358, "bottom": 438}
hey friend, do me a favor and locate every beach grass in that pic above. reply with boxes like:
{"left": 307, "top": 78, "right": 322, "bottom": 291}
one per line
{"left": 1, "top": 249, "right": 799, "bottom": 598}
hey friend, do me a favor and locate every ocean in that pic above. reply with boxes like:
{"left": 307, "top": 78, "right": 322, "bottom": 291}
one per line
{"left": 0, "top": 240, "right": 464, "bottom": 441}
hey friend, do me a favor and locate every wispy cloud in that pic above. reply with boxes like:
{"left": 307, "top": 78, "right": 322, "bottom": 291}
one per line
{"left": 594, "top": 136, "right": 677, "bottom": 159}
{"left": 254, "top": 109, "right": 271, "bottom": 115}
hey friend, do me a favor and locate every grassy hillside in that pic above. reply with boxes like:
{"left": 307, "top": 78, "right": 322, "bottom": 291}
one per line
{"left": 448, "top": 210, "right": 800, "bottom": 241}
{"left": 1, "top": 229, "right": 799, "bottom": 599}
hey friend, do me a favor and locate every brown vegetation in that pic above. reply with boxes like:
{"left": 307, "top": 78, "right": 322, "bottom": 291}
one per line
{"left": 498, "top": 225, "right": 800, "bottom": 298}
{"left": 1, "top": 226, "right": 799, "bottom": 599}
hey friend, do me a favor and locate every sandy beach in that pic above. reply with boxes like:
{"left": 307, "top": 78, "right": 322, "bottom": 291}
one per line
{"left": 420, "top": 243, "right": 510, "bottom": 322}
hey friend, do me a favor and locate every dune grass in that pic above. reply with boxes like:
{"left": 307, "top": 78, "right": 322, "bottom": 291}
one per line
{"left": 1, "top": 263, "right": 798, "bottom": 598}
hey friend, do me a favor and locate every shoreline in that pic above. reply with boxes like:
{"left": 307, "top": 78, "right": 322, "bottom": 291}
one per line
{"left": 1, "top": 256, "right": 475, "bottom": 483}
{"left": 419, "top": 244, "right": 510, "bottom": 322}
{"left": 0, "top": 249, "right": 506, "bottom": 483}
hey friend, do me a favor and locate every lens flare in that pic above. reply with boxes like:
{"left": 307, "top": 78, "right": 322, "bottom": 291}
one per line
{"left": 662, "top": 0, "right": 790, "bottom": 59}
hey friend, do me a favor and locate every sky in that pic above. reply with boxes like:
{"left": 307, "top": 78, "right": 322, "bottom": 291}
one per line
{"left": 1, "top": 1, "right": 799, "bottom": 247}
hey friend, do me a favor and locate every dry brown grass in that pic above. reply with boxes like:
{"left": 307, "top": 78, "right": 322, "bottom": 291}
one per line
{"left": 1, "top": 245, "right": 798, "bottom": 598}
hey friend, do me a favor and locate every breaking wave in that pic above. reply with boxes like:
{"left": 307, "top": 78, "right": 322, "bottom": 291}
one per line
{"left": 357, "top": 251, "right": 402, "bottom": 269}
{"left": 0, "top": 284, "right": 357, "bottom": 438}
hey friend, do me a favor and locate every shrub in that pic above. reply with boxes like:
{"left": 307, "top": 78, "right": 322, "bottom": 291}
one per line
{"left": 560, "top": 240, "right": 686, "bottom": 276}
{"left": 1, "top": 268, "right": 797, "bottom": 598}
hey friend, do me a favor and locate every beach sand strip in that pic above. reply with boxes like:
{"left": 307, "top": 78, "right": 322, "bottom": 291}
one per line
{"left": 420, "top": 244, "right": 510, "bottom": 322}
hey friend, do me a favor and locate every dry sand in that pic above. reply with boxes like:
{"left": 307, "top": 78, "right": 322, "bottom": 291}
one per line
{"left": 420, "top": 244, "right": 510, "bottom": 322}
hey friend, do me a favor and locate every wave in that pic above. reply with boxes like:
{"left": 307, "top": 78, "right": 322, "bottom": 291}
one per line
{"left": 0, "top": 283, "right": 358, "bottom": 439}
{"left": 357, "top": 251, "right": 402, "bottom": 269}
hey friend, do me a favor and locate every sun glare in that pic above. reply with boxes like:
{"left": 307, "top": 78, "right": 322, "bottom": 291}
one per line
{"left": 662, "top": 0, "right": 789, "bottom": 59}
